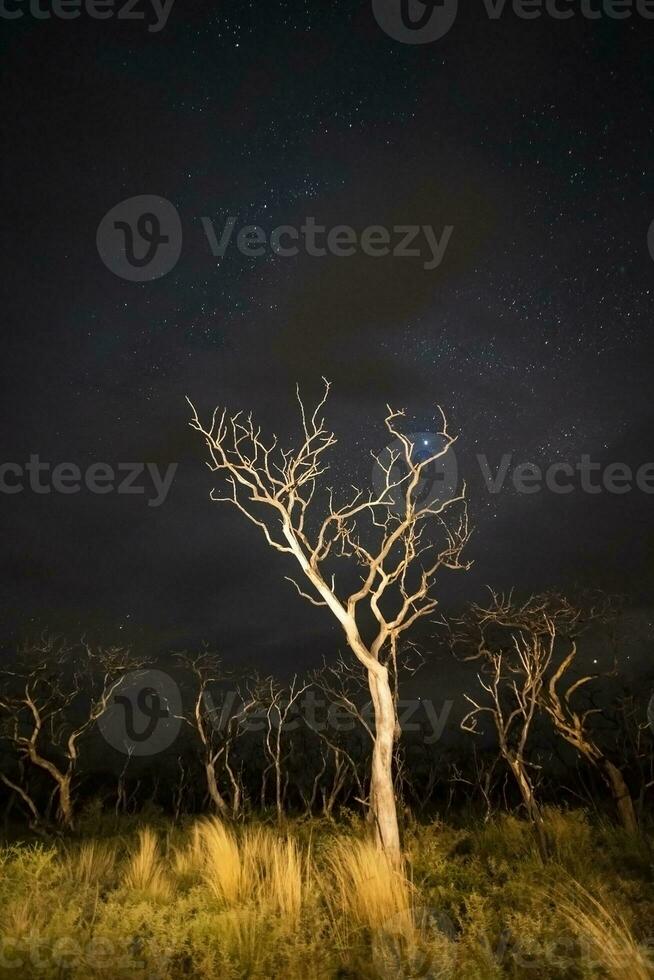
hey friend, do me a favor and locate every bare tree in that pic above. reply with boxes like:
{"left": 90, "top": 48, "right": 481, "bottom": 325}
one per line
{"left": 259, "top": 675, "right": 310, "bottom": 824}
{"left": 307, "top": 658, "right": 369, "bottom": 816}
{"left": 175, "top": 651, "right": 230, "bottom": 818}
{"left": 0, "top": 767, "right": 42, "bottom": 830}
{"left": 173, "top": 755, "right": 189, "bottom": 823}
{"left": 114, "top": 744, "right": 136, "bottom": 816}
{"left": 187, "top": 381, "right": 470, "bottom": 862}
{"left": 540, "top": 615, "right": 640, "bottom": 835}
{"left": 456, "top": 593, "right": 556, "bottom": 860}
{"left": 611, "top": 691, "right": 654, "bottom": 825}
{"left": 443, "top": 746, "right": 501, "bottom": 822}
{"left": 176, "top": 650, "right": 258, "bottom": 819}
{"left": 458, "top": 591, "right": 640, "bottom": 836}
{"left": 0, "top": 635, "right": 139, "bottom": 828}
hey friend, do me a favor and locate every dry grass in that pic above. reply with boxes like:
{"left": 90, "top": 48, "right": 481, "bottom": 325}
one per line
{"left": 64, "top": 840, "right": 117, "bottom": 889}
{"left": 174, "top": 817, "right": 307, "bottom": 923}
{"left": 0, "top": 811, "right": 651, "bottom": 979}
{"left": 196, "top": 817, "right": 245, "bottom": 904}
{"left": 324, "top": 836, "right": 415, "bottom": 939}
{"left": 217, "top": 908, "right": 267, "bottom": 973}
{"left": 170, "top": 817, "right": 307, "bottom": 924}
{"left": 2, "top": 896, "right": 46, "bottom": 941}
{"left": 551, "top": 878, "right": 652, "bottom": 980}
{"left": 123, "top": 826, "right": 171, "bottom": 899}
{"left": 242, "top": 825, "right": 306, "bottom": 920}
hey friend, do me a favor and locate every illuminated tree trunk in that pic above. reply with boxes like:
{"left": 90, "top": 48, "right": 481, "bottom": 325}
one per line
{"left": 24, "top": 742, "right": 75, "bottom": 829}
{"left": 206, "top": 762, "right": 230, "bottom": 818}
{"left": 510, "top": 758, "right": 548, "bottom": 861}
{"left": 57, "top": 775, "right": 74, "bottom": 828}
{"left": 368, "top": 666, "right": 401, "bottom": 865}
{"left": 603, "top": 760, "right": 638, "bottom": 835}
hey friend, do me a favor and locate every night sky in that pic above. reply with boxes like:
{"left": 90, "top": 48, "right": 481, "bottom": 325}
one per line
{"left": 1, "top": 1, "right": 653, "bottom": 675}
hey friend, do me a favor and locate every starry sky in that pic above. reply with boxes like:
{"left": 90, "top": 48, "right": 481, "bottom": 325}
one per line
{"left": 1, "top": 1, "right": 653, "bottom": 674}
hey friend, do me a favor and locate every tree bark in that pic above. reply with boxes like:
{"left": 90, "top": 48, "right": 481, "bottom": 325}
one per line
{"left": 511, "top": 759, "right": 548, "bottom": 861}
{"left": 603, "top": 760, "right": 638, "bottom": 835}
{"left": 368, "top": 665, "right": 402, "bottom": 866}
{"left": 56, "top": 775, "right": 74, "bottom": 828}
{"left": 205, "top": 763, "right": 230, "bottom": 818}
{"left": 24, "top": 742, "right": 75, "bottom": 828}
{"left": 0, "top": 774, "right": 41, "bottom": 830}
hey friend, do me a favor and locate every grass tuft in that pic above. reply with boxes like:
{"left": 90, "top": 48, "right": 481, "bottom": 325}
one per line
{"left": 123, "top": 827, "right": 171, "bottom": 900}
{"left": 550, "top": 877, "right": 653, "bottom": 980}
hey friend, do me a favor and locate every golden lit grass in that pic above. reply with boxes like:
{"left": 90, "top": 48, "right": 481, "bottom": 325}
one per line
{"left": 0, "top": 811, "right": 651, "bottom": 979}
{"left": 549, "top": 878, "right": 653, "bottom": 980}
{"left": 172, "top": 820, "right": 203, "bottom": 881}
{"left": 0, "top": 844, "right": 69, "bottom": 945}
{"left": 1, "top": 895, "right": 50, "bottom": 941}
{"left": 242, "top": 826, "right": 306, "bottom": 921}
{"left": 63, "top": 840, "right": 117, "bottom": 889}
{"left": 198, "top": 817, "right": 245, "bottom": 904}
{"left": 217, "top": 908, "right": 267, "bottom": 973}
{"left": 123, "top": 827, "right": 171, "bottom": 900}
{"left": 175, "top": 817, "right": 307, "bottom": 921}
{"left": 324, "top": 836, "right": 415, "bottom": 940}
{"left": 321, "top": 836, "right": 451, "bottom": 979}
